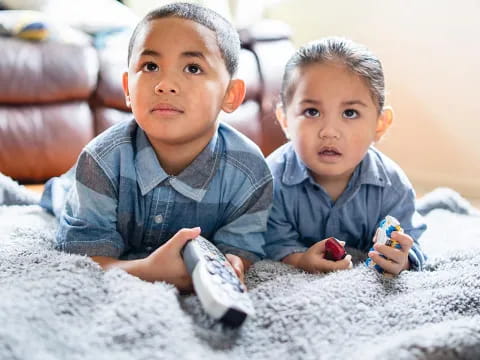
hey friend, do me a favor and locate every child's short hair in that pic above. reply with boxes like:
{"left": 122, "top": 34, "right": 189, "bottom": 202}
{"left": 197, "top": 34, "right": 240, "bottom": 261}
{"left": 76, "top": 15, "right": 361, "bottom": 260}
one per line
{"left": 281, "top": 37, "right": 385, "bottom": 112}
{"left": 127, "top": 2, "right": 240, "bottom": 77}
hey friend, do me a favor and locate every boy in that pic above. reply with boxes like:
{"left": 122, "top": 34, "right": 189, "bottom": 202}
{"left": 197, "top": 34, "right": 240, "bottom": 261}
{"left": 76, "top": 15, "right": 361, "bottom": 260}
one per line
{"left": 264, "top": 38, "right": 426, "bottom": 276}
{"left": 40, "top": 3, "right": 273, "bottom": 291}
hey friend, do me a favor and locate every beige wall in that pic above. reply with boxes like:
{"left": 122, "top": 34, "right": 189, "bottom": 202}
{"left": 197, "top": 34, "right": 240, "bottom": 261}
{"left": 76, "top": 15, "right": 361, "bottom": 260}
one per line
{"left": 266, "top": 0, "right": 480, "bottom": 197}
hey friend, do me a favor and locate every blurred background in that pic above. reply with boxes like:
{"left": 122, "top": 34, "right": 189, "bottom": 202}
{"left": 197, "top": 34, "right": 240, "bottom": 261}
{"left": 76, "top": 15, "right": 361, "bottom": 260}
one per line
{"left": 1, "top": 0, "right": 478, "bottom": 204}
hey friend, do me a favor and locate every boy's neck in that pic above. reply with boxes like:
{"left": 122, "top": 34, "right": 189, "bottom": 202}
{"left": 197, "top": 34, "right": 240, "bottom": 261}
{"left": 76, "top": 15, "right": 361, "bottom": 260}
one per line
{"left": 149, "top": 136, "right": 211, "bottom": 176}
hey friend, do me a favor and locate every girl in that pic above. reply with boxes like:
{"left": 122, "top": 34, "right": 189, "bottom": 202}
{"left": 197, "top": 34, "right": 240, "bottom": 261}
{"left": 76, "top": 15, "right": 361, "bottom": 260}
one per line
{"left": 265, "top": 37, "right": 426, "bottom": 276}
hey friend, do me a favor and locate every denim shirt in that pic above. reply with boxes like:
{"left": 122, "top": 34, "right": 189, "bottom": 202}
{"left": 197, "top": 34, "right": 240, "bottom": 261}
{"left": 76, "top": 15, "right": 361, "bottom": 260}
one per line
{"left": 40, "top": 119, "right": 273, "bottom": 262}
{"left": 264, "top": 142, "right": 427, "bottom": 270}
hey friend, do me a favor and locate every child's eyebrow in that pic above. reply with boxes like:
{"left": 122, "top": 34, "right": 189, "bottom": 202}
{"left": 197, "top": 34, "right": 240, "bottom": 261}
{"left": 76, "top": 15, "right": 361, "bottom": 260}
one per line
{"left": 138, "top": 49, "right": 206, "bottom": 61}
{"left": 139, "top": 49, "right": 160, "bottom": 57}
{"left": 341, "top": 100, "right": 368, "bottom": 107}
{"left": 300, "top": 99, "right": 321, "bottom": 105}
{"left": 181, "top": 51, "right": 206, "bottom": 61}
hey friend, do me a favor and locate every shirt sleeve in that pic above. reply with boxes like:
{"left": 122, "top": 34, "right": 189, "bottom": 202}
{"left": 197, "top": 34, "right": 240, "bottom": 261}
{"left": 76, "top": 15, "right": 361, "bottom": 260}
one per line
{"left": 53, "top": 150, "right": 125, "bottom": 258}
{"left": 213, "top": 175, "right": 273, "bottom": 263}
{"left": 381, "top": 185, "right": 428, "bottom": 271}
{"left": 264, "top": 183, "right": 309, "bottom": 261}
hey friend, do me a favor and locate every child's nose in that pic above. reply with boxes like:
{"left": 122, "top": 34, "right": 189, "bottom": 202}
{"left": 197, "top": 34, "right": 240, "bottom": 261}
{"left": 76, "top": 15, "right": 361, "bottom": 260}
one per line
{"left": 154, "top": 78, "right": 179, "bottom": 95}
{"left": 318, "top": 124, "right": 341, "bottom": 140}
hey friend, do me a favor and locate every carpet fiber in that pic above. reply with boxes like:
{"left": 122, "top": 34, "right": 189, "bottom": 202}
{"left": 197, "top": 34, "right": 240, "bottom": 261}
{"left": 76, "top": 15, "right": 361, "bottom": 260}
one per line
{"left": 1, "top": 189, "right": 480, "bottom": 359}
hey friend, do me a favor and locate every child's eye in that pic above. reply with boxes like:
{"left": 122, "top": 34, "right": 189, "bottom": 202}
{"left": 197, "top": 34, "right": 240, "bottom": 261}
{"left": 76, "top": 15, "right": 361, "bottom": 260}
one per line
{"left": 303, "top": 108, "right": 320, "bottom": 117}
{"left": 142, "top": 62, "right": 158, "bottom": 72}
{"left": 343, "top": 109, "right": 359, "bottom": 119}
{"left": 184, "top": 64, "right": 203, "bottom": 74}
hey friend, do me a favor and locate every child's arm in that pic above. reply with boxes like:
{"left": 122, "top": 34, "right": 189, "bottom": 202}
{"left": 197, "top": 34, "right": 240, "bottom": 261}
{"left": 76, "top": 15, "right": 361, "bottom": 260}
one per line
{"left": 264, "top": 186, "right": 309, "bottom": 261}
{"left": 92, "top": 227, "right": 201, "bottom": 292}
{"left": 212, "top": 173, "right": 273, "bottom": 279}
{"left": 266, "top": 187, "right": 352, "bottom": 273}
{"left": 53, "top": 151, "right": 199, "bottom": 290}
{"left": 373, "top": 186, "right": 427, "bottom": 273}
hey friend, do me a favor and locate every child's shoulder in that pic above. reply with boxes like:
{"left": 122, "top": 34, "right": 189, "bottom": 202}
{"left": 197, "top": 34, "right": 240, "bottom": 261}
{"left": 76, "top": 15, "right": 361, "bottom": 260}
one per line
{"left": 84, "top": 119, "right": 137, "bottom": 156}
{"left": 366, "top": 146, "right": 412, "bottom": 189}
{"left": 218, "top": 122, "right": 263, "bottom": 155}
{"left": 265, "top": 142, "right": 294, "bottom": 179}
{"left": 218, "top": 123, "right": 271, "bottom": 181}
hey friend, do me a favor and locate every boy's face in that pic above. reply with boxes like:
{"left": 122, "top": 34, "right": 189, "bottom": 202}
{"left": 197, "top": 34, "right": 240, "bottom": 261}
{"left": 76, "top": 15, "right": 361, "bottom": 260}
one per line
{"left": 278, "top": 62, "right": 391, "bottom": 186}
{"left": 123, "top": 17, "right": 243, "bottom": 154}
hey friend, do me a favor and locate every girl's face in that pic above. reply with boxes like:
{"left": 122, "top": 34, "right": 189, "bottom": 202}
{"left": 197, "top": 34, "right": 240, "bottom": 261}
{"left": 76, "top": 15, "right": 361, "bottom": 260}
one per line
{"left": 278, "top": 62, "right": 391, "bottom": 187}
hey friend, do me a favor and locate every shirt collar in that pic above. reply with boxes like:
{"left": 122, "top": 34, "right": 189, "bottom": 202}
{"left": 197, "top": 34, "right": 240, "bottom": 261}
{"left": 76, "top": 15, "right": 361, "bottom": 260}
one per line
{"left": 135, "top": 126, "right": 221, "bottom": 202}
{"left": 281, "top": 144, "right": 390, "bottom": 188}
{"left": 282, "top": 144, "right": 311, "bottom": 186}
{"left": 355, "top": 146, "right": 391, "bottom": 188}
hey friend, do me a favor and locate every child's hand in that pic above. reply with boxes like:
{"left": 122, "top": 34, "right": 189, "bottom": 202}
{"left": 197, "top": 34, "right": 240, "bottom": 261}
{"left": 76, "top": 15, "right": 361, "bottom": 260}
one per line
{"left": 284, "top": 239, "right": 353, "bottom": 273}
{"left": 143, "top": 227, "right": 201, "bottom": 292}
{"left": 368, "top": 231, "right": 413, "bottom": 275}
{"left": 226, "top": 254, "right": 246, "bottom": 285}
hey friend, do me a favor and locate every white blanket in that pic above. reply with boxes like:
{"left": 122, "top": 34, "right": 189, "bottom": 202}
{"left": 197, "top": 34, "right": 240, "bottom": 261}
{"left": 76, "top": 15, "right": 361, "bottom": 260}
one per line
{"left": 1, "top": 189, "right": 480, "bottom": 359}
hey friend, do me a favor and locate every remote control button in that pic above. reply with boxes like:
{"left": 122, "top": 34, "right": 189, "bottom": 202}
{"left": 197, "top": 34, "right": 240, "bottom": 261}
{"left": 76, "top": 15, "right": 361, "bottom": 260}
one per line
{"left": 206, "top": 262, "right": 217, "bottom": 275}
{"left": 204, "top": 254, "right": 215, "bottom": 262}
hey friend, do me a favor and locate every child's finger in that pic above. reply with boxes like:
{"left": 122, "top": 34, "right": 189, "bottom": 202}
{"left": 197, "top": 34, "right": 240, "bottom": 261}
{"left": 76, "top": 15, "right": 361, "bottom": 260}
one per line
{"left": 166, "top": 227, "right": 202, "bottom": 252}
{"left": 391, "top": 231, "right": 414, "bottom": 252}
{"left": 316, "top": 254, "right": 352, "bottom": 272}
{"left": 331, "top": 254, "right": 352, "bottom": 270}
{"left": 310, "top": 239, "right": 327, "bottom": 253}
{"left": 368, "top": 251, "right": 401, "bottom": 275}
{"left": 373, "top": 243, "right": 403, "bottom": 264}
{"left": 226, "top": 254, "right": 245, "bottom": 284}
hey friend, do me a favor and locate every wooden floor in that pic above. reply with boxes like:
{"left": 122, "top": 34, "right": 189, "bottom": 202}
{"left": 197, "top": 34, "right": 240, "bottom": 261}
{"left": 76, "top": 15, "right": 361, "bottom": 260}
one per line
{"left": 25, "top": 184, "right": 44, "bottom": 194}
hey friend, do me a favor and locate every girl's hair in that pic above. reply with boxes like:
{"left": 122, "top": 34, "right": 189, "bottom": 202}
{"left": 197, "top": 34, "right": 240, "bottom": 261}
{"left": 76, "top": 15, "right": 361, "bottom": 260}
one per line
{"left": 281, "top": 37, "right": 385, "bottom": 112}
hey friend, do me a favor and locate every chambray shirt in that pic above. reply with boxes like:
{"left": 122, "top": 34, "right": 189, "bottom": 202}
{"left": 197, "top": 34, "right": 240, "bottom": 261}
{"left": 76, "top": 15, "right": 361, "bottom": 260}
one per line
{"left": 40, "top": 119, "right": 273, "bottom": 262}
{"left": 265, "top": 143, "right": 427, "bottom": 270}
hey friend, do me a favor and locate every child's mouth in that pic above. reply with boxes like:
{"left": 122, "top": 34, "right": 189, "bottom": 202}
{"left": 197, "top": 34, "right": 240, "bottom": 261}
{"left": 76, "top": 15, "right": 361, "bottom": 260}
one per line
{"left": 318, "top": 147, "right": 342, "bottom": 161}
{"left": 151, "top": 103, "right": 184, "bottom": 115}
{"left": 319, "top": 150, "right": 340, "bottom": 156}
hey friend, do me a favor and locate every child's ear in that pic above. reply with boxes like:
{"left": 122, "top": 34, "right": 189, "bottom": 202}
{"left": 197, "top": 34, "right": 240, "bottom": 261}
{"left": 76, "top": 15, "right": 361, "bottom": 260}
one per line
{"left": 375, "top": 106, "right": 393, "bottom": 141}
{"left": 122, "top": 72, "right": 131, "bottom": 108}
{"left": 275, "top": 104, "right": 290, "bottom": 139}
{"left": 221, "top": 79, "right": 245, "bottom": 113}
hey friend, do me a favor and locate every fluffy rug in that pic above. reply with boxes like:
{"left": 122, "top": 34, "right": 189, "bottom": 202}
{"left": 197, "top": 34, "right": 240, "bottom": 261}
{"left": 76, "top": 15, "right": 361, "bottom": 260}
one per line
{"left": 1, "top": 188, "right": 480, "bottom": 360}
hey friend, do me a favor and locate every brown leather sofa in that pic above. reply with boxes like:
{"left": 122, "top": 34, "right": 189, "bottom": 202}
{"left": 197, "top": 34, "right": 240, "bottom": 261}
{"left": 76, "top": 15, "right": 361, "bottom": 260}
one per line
{"left": 0, "top": 19, "right": 293, "bottom": 184}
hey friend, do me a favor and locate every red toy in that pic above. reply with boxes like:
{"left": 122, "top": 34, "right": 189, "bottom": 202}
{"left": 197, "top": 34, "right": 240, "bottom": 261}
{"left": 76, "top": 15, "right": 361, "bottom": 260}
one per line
{"left": 324, "top": 237, "right": 347, "bottom": 261}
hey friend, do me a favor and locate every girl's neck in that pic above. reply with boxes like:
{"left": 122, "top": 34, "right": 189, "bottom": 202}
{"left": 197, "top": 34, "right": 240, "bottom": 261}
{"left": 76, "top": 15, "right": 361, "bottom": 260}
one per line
{"left": 313, "top": 172, "right": 353, "bottom": 203}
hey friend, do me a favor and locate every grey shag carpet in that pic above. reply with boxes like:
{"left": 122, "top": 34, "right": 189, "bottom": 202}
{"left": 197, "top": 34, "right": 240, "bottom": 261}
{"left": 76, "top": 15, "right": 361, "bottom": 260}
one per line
{"left": 1, "top": 181, "right": 480, "bottom": 360}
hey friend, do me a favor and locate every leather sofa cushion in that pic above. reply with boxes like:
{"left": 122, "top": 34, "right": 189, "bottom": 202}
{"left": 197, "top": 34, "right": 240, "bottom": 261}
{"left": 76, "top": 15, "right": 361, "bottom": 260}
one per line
{"left": 0, "top": 102, "right": 94, "bottom": 182}
{"left": 0, "top": 37, "right": 98, "bottom": 103}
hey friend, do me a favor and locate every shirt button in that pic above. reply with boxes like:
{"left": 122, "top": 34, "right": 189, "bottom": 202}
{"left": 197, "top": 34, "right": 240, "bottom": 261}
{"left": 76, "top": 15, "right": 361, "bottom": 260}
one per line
{"left": 154, "top": 214, "right": 164, "bottom": 224}
{"left": 146, "top": 246, "right": 153, "bottom": 252}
